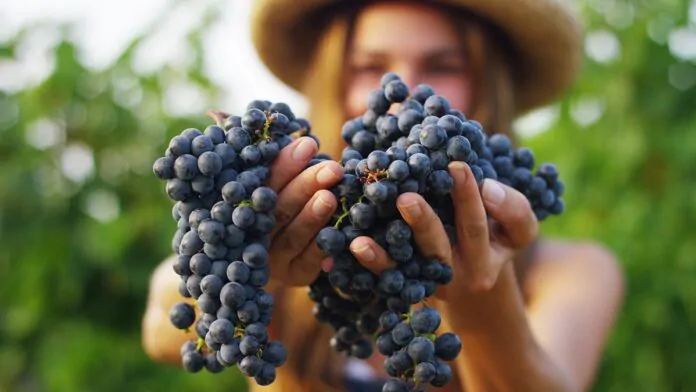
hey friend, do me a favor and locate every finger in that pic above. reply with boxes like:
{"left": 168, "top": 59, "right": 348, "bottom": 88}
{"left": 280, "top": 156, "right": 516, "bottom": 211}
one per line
{"left": 489, "top": 243, "right": 516, "bottom": 272}
{"left": 288, "top": 240, "right": 332, "bottom": 286}
{"left": 480, "top": 179, "right": 538, "bottom": 248}
{"left": 269, "top": 190, "right": 337, "bottom": 277}
{"left": 271, "top": 160, "right": 343, "bottom": 232}
{"left": 321, "top": 257, "right": 334, "bottom": 273}
{"left": 266, "top": 137, "right": 319, "bottom": 193}
{"left": 396, "top": 193, "right": 453, "bottom": 265}
{"left": 349, "top": 236, "right": 396, "bottom": 274}
{"left": 449, "top": 161, "right": 494, "bottom": 291}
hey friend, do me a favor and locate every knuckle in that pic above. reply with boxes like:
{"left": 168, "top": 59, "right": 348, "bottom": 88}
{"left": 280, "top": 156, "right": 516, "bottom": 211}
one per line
{"left": 299, "top": 171, "right": 323, "bottom": 198}
{"left": 427, "top": 244, "right": 452, "bottom": 266}
{"left": 361, "top": 255, "right": 387, "bottom": 272}
{"left": 513, "top": 210, "right": 539, "bottom": 246}
{"left": 273, "top": 205, "right": 294, "bottom": 228}
{"left": 309, "top": 191, "right": 337, "bottom": 219}
{"left": 461, "top": 221, "right": 488, "bottom": 241}
{"left": 441, "top": 248, "right": 453, "bottom": 265}
{"left": 422, "top": 207, "right": 441, "bottom": 229}
{"left": 271, "top": 233, "right": 300, "bottom": 261}
{"left": 498, "top": 190, "right": 530, "bottom": 222}
{"left": 300, "top": 205, "right": 329, "bottom": 229}
{"left": 289, "top": 164, "right": 324, "bottom": 197}
{"left": 413, "top": 206, "right": 438, "bottom": 232}
{"left": 467, "top": 274, "right": 495, "bottom": 293}
{"left": 508, "top": 198, "right": 531, "bottom": 223}
{"left": 290, "top": 255, "right": 321, "bottom": 286}
{"left": 526, "top": 214, "right": 540, "bottom": 239}
{"left": 296, "top": 257, "right": 317, "bottom": 276}
{"left": 288, "top": 178, "right": 316, "bottom": 202}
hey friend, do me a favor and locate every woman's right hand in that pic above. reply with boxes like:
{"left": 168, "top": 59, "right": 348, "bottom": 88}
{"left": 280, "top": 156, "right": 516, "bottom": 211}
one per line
{"left": 264, "top": 136, "right": 344, "bottom": 286}
{"left": 142, "top": 136, "right": 343, "bottom": 363}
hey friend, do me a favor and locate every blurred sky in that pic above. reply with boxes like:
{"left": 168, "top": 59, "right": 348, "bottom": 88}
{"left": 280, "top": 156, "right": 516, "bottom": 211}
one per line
{"left": 2, "top": 0, "right": 696, "bottom": 138}
{"left": 0, "top": 0, "right": 307, "bottom": 116}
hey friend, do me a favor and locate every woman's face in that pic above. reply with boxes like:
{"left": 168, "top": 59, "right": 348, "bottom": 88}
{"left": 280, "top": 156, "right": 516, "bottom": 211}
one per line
{"left": 345, "top": 2, "right": 471, "bottom": 118}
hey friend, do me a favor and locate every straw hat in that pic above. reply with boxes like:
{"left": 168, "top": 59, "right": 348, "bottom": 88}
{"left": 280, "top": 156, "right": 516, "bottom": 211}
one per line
{"left": 250, "top": 0, "right": 584, "bottom": 114}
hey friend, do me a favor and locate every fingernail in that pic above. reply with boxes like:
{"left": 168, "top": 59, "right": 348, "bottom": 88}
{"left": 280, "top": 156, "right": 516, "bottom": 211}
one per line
{"left": 312, "top": 193, "right": 334, "bottom": 216}
{"left": 317, "top": 164, "right": 342, "bottom": 184}
{"left": 448, "top": 161, "right": 469, "bottom": 182}
{"left": 398, "top": 201, "right": 421, "bottom": 220}
{"left": 482, "top": 179, "right": 506, "bottom": 205}
{"left": 351, "top": 243, "right": 375, "bottom": 262}
{"left": 292, "top": 138, "right": 316, "bottom": 161}
{"left": 449, "top": 161, "right": 468, "bottom": 172}
{"left": 321, "top": 258, "right": 334, "bottom": 272}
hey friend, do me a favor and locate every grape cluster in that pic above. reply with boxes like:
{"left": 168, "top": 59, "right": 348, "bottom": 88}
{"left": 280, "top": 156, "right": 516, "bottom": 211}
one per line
{"left": 152, "top": 102, "right": 312, "bottom": 385}
{"left": 309, "top": 72, "right": 565, "bottom": 391}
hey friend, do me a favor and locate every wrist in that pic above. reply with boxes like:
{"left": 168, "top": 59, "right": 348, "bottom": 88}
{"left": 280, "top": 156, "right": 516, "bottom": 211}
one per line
{"left": 440, "top": 262, "right": 527, "bottom": 333}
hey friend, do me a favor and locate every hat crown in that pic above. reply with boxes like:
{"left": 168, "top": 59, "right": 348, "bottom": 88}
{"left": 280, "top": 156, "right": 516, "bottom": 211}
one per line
{"left": 250, "top": 0, "right": 584, "bottom": 115}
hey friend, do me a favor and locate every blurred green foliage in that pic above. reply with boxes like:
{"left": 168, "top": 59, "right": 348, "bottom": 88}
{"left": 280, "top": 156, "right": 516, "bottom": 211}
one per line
{"left": 0, "top": 1, "right": 694, "bottom": 391}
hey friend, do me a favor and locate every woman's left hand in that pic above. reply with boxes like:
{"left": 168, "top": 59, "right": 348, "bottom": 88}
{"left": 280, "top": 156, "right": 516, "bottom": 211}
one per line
{"left": 346, "top": 161, "right": 538, "bottom": 299}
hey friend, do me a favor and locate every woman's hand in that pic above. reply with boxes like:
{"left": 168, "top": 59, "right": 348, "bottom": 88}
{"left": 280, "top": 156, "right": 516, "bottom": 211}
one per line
{"left": 142, "top": 136, "right": 342, "bottom": 363}
{"left": 265, "top": 137, "right": 344, "bottom": 286}
{"left": 347, "top": 161, "right": 538, "bottom": 299}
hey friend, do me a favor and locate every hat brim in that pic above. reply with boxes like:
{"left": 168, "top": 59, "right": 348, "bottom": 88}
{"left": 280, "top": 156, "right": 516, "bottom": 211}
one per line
{"left": 251, "top": 0, "right": 584, "bottom": 115}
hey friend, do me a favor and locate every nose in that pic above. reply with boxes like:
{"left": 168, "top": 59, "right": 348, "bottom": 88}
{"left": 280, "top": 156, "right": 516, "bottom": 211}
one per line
{"left": 387, "top": 65, "right": 420, "bottom": 115}
{"left": 395, "top": 67, "right": 419, "bottom": 92}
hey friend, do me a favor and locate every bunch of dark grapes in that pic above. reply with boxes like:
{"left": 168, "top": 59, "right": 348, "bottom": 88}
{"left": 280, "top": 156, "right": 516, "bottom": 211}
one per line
{"left": 151, "top": 101, "right": 312, "bottom": 385}
{"left": 309, "top": 72, "right": 566, "bottom": 392}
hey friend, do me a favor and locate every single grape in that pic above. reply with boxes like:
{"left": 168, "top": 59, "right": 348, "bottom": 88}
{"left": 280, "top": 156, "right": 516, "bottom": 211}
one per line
{"left": 226, "top": 127, "right": 252, "bottom": 152}
{"left": 385, "top": 79, "right": 409, "bottom": 103}
{"left": 174, "top": 154, "right": 199, "bottom": 180}
{"left": 316, "top": 227, "right": 347, "bottom": 257}
{"left": 191, "top": 135, "right": 214, "bottom": 156}
{"left": 169, "top": 135, "right": 191, "bottom": 156}
{"left": 153, "top": 156, "right": 175, "bottom": 179}
{"left": 434, "top": 332, "right": 462, "bottom": 361}
{"left": 411, "top": 307, "right": 441, "bottom": 334}
{"left": 250, "top": 187, "right": 277, "bottom": 212}
{"left": 182, "top": 350, "right": 205, "bottom": 372}
{"left": 169, "top": 302, "right": 196, "bottom": 329}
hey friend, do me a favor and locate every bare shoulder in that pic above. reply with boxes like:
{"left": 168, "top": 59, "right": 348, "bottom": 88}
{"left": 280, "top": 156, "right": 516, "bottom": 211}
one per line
{"left": 146, "top": 255, "right": 182, "bottom": 307}
{"left": 142, "top": 255, "right": 195, "bottom": 363}
{"left": 520, "top": 240, "right": 625, "bottom": 389}
{"left": 522, "top": 239, "right": 625, "bottom": 301}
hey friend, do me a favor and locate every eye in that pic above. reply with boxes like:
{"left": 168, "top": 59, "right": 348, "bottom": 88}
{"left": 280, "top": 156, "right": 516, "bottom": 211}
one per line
{"left": 425, "top": 59, "right": 466, "bottom": 75}
{"left": 428, "top": 64, "right": 465, "bottom": 75}
{"left": 349, "top": 63, "right": 386, "bottom": 76}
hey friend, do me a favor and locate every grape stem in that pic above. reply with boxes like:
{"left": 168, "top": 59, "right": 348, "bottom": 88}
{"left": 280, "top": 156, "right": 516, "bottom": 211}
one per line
{"left": 206, "top": 109, "right": 230, "bottom": 128}
{"left": 331, "top": 194, "right": 365, "bottom": 228}
{"left": 195, "top": 337, "right": 205, "bottom": 352}
{"left": 332, "top": 197, "right": 350, "bottom": 229}
{"left": 359, "top": 170, "right": 388, "bottom": 184}
{"left": 259, "top": 110, "right": 273, "bottom": 141}
{"left": 404, "top": 312, "right": 412, "bottom": 323}
{"left": 233, "top": 326, "right": 245, "bottom": 338}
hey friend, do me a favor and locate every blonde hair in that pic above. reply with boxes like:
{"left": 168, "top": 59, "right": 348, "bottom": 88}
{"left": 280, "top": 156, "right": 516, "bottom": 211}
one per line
{"left": 302, "top": 3, "right": 517, "bottom": 158}
{"left": 250, "top": 5, "right": 520, "bottom": 392}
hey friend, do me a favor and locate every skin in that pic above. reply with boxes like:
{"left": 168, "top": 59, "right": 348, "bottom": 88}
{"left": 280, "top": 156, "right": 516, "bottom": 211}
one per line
{"left": 142, "top": 2, "right": 625, "bottom": 391}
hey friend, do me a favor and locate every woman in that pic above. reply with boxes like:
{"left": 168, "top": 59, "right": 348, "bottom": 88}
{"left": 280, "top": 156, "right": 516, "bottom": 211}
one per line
{"left": 142, "top": 1, "right": 625, "bottom": 391}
